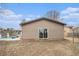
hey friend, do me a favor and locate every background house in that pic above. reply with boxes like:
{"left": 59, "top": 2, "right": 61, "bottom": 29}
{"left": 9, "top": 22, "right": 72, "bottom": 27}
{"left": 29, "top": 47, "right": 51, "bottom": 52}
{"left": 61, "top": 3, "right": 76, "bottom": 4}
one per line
{"left": 64, "top": 26, "right": 79, "bottom": 38}
{"left": 0, "top": 28, "right": 21, "bottom": 38}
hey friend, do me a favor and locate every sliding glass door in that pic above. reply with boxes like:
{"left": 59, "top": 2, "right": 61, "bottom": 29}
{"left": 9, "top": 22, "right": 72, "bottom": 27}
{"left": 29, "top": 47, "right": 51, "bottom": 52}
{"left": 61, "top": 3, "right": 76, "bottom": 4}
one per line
{"left": 39, "top": 28, "right": 48, "bottom": 39}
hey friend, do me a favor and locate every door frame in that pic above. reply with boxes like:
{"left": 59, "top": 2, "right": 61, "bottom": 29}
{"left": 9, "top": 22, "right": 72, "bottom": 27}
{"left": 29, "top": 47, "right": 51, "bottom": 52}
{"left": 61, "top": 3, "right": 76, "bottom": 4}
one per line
{"left": 38, "top": 27, "right": 48, "bottom": 39}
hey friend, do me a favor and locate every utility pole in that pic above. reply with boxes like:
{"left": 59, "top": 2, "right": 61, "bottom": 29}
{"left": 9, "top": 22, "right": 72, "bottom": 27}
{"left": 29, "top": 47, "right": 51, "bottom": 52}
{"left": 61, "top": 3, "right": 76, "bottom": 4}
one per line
{"left": 72, "top": 28, "right": 74, "bottom": 44}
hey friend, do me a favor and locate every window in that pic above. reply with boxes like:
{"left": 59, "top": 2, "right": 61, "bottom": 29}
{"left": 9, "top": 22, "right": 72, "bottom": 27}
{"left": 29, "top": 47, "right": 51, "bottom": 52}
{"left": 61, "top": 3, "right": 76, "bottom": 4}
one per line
{"left": 39, "top": 28, "right": 48, "bottom": 39}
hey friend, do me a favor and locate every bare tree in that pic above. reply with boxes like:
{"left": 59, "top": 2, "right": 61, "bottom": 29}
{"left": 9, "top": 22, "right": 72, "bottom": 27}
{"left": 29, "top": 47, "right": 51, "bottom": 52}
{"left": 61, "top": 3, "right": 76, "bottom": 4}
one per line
{"left": 21, "top": 19, "right": 26, "bottom": 24}
{"left": 44, "top": 10, "right": 60, "bottom": 20}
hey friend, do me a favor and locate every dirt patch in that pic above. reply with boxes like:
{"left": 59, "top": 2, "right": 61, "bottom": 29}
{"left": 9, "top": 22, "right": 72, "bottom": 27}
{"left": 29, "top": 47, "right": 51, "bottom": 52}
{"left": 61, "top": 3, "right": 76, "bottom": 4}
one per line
{"left": 0, "top": 39, "right": 78, "bottom": 56}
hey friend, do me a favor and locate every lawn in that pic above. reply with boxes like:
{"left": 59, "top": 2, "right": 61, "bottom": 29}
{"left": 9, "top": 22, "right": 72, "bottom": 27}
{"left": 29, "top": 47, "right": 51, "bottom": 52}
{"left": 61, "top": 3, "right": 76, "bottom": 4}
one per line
{"left": 0, "top": 39, "right": 79, "bottom": 56}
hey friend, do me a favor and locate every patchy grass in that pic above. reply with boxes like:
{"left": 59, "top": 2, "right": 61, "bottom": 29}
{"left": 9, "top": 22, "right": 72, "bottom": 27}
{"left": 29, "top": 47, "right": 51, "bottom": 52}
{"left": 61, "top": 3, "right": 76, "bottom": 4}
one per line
{"left": 0, "top": 39, "right": 79, "bottom": 56}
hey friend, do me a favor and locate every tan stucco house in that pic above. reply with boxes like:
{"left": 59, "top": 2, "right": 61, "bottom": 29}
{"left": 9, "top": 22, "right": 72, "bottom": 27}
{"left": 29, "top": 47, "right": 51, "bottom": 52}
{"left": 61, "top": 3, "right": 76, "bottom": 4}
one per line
{"left": 21, "top": 17, "right": 65, "bottom": 40}
{"left": 64, "top": 26, "right": 72, "bottom": 38}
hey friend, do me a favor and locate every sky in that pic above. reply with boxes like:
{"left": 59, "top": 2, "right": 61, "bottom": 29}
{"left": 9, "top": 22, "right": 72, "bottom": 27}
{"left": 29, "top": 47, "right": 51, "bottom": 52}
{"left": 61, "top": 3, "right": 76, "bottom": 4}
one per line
{"left": 0, "top": 3, "right": 79, "bottom": 29}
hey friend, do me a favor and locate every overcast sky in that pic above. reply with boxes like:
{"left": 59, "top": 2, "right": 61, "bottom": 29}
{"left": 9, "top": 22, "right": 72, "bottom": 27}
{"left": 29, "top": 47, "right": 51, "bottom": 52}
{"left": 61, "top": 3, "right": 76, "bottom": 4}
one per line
{"left": 0, "top": 3, "right": 79, "bottom": 29}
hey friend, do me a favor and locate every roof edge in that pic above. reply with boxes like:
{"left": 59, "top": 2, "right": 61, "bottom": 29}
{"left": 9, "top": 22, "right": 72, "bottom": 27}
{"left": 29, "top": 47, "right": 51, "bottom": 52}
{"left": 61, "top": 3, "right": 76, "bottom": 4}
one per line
{"left": 20, "top": 17, "right": 66, "bottom": 26}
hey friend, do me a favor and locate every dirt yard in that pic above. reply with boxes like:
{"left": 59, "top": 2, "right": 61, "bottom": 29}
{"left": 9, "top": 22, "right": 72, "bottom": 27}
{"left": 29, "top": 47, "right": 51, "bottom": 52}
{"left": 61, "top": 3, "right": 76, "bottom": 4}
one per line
{"left": 0, "top": 39, "right": 79, "bottom": 56}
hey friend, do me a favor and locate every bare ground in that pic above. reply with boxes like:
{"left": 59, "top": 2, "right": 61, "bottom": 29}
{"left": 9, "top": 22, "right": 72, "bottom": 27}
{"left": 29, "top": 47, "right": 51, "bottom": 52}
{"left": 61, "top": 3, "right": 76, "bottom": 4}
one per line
{"left": 0, "top": 39, "right": 79, "bottom": 56}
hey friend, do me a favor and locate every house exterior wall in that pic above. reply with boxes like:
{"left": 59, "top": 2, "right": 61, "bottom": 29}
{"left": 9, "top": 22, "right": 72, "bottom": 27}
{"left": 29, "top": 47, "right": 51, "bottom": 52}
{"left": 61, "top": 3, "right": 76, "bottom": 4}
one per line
{"left": 64, "top": 27, "right": 72, "bottom": 37}
{"left": 22, "top": 20, "right": 64, "bottom": 40}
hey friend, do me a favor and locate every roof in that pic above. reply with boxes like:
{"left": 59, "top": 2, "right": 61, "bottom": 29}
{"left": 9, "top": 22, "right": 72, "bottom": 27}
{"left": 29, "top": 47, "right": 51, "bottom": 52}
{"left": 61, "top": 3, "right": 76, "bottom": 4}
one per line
{"left": 20, "top": 17, "right": 66, "bottom": 26}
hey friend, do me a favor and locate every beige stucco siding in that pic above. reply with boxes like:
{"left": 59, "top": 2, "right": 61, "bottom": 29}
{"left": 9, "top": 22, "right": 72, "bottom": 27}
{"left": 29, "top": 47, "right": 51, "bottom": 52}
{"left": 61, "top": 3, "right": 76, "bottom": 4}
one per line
{"left": 22, "top": 20, "right": 64, "bottom": 40}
